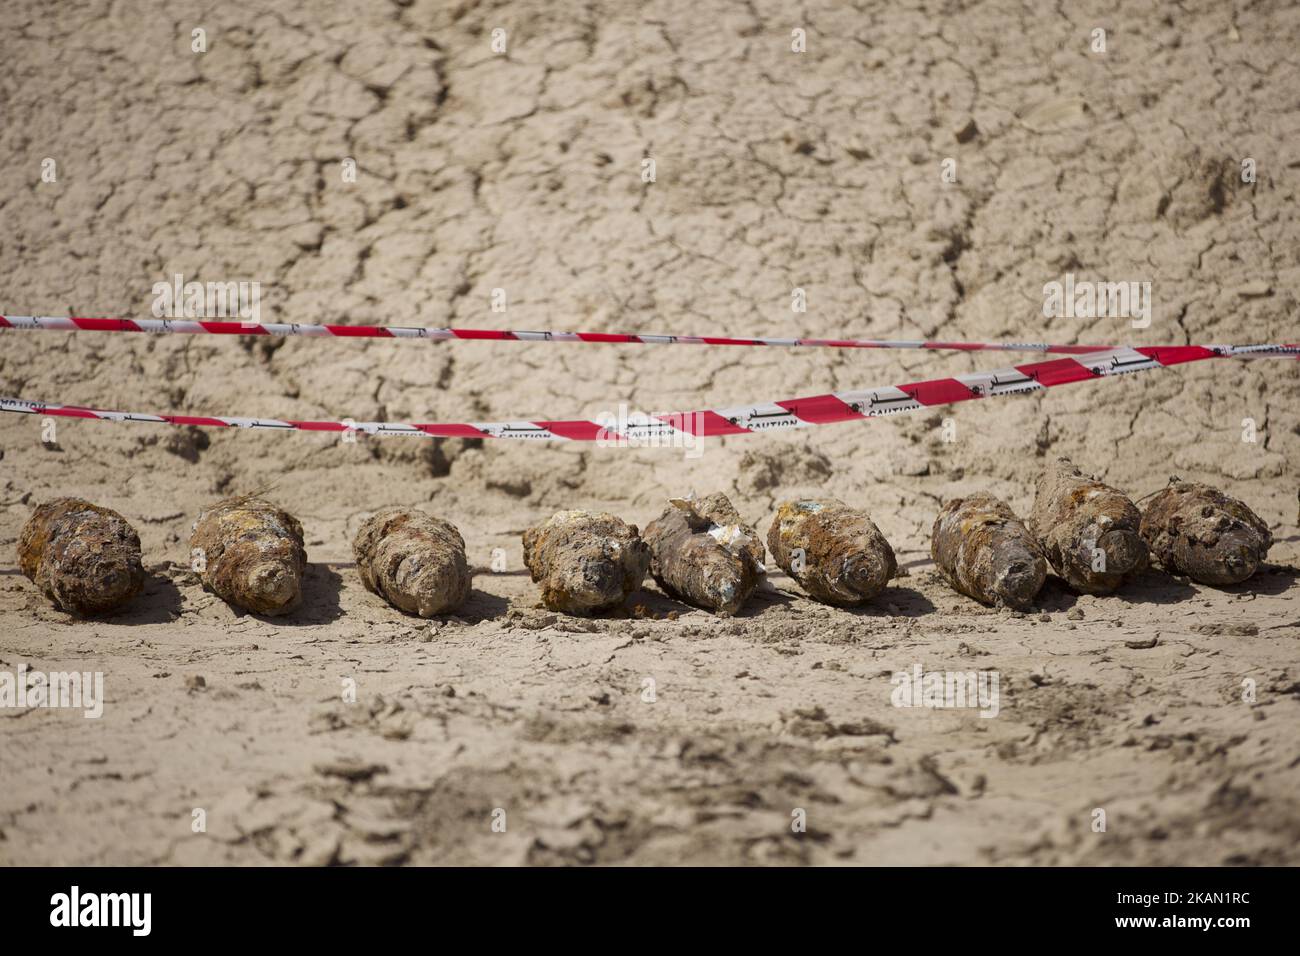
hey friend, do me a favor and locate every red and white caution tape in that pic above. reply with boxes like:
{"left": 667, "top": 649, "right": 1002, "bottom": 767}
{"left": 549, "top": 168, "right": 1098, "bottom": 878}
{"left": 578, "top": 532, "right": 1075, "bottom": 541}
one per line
{"left": 2, "top": 345, "right": 1294, "bottom": 442}
{"left": 0, "top": 313, "right": 1165, "bottom": 355}
{"left": 6, "top": 314, "right": 1297, "bottom": 359}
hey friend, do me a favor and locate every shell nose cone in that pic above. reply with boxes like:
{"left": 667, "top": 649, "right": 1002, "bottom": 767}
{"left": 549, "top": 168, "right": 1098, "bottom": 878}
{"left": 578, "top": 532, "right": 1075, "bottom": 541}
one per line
{"left": 71, "top": 553, "right": 144, "bottom": 612}
{"left": 1212, "top": 532, "right": 1261, "bottom": 584}
{"left": 842, "top": 554, "right": 888, "bottom": 599}
{"left": 247, "top": 561, "right": 300, "bottom": 611}
{"left": 1096, "top": 528, "right": 1147, "bottom": 575}
{"left": 92, "top": 558, "right": 139, "bottom": 601}
{"left": 994, "top": 554, "right": 1046, "bottom": 608}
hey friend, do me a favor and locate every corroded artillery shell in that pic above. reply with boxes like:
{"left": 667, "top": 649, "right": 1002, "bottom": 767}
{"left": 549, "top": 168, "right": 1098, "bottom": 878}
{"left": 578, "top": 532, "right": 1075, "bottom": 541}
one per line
{"left": 931, "top": 493, "right": 1047, "bottom": 609}
{"left": 353, "top": 508, "right": 471, "bottom": 616}
{"left": 522, "top": 510, "right": 650, "bottom": 615}
{"left": 767, "top": 498, "right": 897, "bottom": 607}
{"left": 190, "top": 496, "right": 307, "bottom": 615}
{"left": 1140, "top": 480, "right": 1272, "bottom": 586}
{"left": 18, "top": 498, "right": 144, "bottom": 615}
{"left": 1029, "top": 458, "right": 1148, "bottom": 594}
{"left": 643, "top": 493, "right": 766, "bottom": 616}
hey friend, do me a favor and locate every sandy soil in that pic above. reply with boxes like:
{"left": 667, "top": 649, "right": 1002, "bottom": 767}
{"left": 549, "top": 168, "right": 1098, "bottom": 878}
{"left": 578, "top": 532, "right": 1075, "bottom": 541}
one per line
{"left": 2, "top": 0, "right": 1299, "bottom": 865}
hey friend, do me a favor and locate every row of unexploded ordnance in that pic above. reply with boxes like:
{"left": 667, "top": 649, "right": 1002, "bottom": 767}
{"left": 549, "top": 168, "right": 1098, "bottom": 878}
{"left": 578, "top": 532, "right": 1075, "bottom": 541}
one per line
{"left": 929, "top": 458, "right": 1274, "bottom": 609}
{"left": 17, "top": 495, "right": 474, "bottom": 619}
{"left": 17, "top": 491, "right": 895, "bottom": 619}
{"left": 523, "top": 494, "right": 896, "bottom": 616}
{"left": 17, "top": 465, "right": 1274, "bottom": 618}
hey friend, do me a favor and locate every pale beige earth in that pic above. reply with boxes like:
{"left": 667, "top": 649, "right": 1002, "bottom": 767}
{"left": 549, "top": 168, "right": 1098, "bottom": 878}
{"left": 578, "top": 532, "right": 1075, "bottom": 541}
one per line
{"left": 2, "top": 0, "right": 1299, "bottom": 865}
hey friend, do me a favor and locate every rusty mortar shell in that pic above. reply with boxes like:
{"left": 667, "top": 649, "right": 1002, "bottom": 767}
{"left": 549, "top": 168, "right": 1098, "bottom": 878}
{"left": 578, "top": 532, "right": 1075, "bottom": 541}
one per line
{"left": 18, "top": 497, "right": 145, "bottom": 615}
{"left": 522, "top": 510, "right": 650, "bottom": 615}
{"left": 1029, "top": 457, "right": 1148, "bottom": 594}
{"left": 189, "top": 495, "right": 307, "bottom": 615}
{"left": 353, "top": 508, "right": 472, "bottom": 616}
{"left": 931, "top": 493, "right": 1047, "bottom": 609}
{"left": 642, "top": 492, "right": 766, "bottom": 615}
{"left": 1140, "top": 479, "right": 1272, "bottom": 586}
{"left": 767, "top": 498, "right": 897, "bottom": 607}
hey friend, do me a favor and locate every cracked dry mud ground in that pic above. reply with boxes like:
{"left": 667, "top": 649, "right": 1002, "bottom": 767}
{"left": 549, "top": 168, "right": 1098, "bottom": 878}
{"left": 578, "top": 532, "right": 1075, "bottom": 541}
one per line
{"left": 1, "top": 0, "right": 1299, "bottom": 865}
